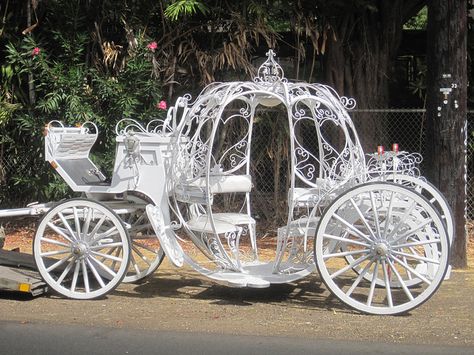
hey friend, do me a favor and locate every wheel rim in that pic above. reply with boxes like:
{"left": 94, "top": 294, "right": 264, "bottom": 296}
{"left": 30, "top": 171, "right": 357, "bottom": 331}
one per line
{"left": 119, "top": 208, "right": 164, "bottom": 283}
{"left": 315, "top": 182, "right": 449, "bottom": 315}
{"left": 386, "top": 175, "right": 454, "bottom": 245}
{"left": 34, "top": 199, "right": 131, "bottom": 299}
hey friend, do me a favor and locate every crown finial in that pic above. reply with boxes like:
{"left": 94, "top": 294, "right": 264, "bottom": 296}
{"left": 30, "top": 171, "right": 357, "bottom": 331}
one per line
{"left": 255, "top": 49, "right": 286, "bottom": 84}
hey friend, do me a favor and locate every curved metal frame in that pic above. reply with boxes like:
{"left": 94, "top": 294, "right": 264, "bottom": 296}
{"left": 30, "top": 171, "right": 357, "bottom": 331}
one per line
{"left": 29, "top": 50, "right": 451, "bottom": 314}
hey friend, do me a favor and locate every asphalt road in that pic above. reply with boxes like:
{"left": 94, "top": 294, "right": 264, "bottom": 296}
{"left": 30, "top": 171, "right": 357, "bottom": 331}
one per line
{"left": 0, "top": 320, "right": 472, "bottom": 355}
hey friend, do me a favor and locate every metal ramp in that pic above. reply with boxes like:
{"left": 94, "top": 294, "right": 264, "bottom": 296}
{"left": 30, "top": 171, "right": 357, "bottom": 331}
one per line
{"left": 0, "top": 250, "right": 48, "bottom": 296}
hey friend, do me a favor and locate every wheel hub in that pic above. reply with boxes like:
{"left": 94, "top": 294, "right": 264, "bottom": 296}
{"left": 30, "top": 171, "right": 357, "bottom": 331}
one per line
{"left": 374, "top": 242, "right": 389, "bottom": 258}
{"left": 71, "top": 242, "right": 89, "bottom": 258}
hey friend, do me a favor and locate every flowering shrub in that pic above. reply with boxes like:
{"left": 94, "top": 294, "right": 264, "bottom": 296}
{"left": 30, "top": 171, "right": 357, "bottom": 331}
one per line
{"left": 157, "top": 100, "right": 167, "bottom": 110}
{"left": 2, "top": 34, "right": 166, "bottom": 204}
{"left": 147, "top": 41, "right": 158, "bottom": 51}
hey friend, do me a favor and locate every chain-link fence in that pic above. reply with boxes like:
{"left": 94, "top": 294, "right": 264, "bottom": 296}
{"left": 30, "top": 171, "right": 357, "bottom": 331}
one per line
{"left": 248, "top": 108, "right": 474, "bottom": 229}
{"left": 1, "top": 109, "right": 474, "bottom": 224}
{"left": 349, "top": 109, "right": 474, "bottom": 219}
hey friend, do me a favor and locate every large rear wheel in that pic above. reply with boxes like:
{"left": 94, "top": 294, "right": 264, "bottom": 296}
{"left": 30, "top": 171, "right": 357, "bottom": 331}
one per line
{"left": 314, "top": 182, "right": 449, "bottom": 315}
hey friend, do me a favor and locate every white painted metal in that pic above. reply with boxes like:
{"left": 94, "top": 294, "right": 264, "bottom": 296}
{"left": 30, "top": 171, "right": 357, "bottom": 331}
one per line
{"left": 167, "top": 49, "right": 368, "bottom": 282}
{"left": 0, "top": 50, "right": 452, "bottom": 314}
{"left": 33, "top": 199, "right": 131, "bottom": 299}
{"left": 117, "top": 204, "right": 164, "bottom": 283}
{"left": 314, "top": 182, "right": 449, "bottom": 315}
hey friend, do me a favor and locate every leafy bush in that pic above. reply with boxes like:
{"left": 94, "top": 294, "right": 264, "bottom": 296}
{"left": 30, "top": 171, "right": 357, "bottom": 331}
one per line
{"left": 1, "top": 31, "right": 166, "bottom": 207}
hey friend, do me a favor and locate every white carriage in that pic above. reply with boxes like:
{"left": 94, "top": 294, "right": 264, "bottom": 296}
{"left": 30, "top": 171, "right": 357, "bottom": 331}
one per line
{"left": 1, "top": 50, "right": 452, "bottom": 315}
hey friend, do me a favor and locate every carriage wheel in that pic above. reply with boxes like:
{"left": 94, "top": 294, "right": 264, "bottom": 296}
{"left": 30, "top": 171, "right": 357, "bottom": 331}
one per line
{"left": 385, "top": 175, "right": 454, "bottom": 245}
{"left": 347, "top": 175, "right": 453, "bottom": 288}
{"left": 314, "top": 182, "right": 449, "bottom": 315}
{"left": 118, "top": 207, "right": 164, "bottom": 283}
{"left": 34, "top": 199, "right": 131, "bottom": 299}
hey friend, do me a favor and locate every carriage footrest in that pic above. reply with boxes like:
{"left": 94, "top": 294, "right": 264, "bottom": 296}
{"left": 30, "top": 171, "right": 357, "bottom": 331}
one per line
{"left": 206, "top": 271, "right": 270, "bottom": 288}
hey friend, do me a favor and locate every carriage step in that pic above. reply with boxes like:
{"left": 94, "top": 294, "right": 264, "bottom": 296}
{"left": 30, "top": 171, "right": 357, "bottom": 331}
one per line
{"left": 206, "top": 271, "right": 270, "bottom": 288}
{"left": 186, "top": 213, "right": 255, "bottom": 234}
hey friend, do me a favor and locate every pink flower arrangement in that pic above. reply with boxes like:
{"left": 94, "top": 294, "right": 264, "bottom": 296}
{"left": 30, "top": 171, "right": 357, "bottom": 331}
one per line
{"left": 156, "top": 100, "right": 167, "bottom": 110}
{"left": 32, "top": 47, "right": 41, "bottom": 57}
{"left": 147, "top": 41, "right": 158, "bottom": 52}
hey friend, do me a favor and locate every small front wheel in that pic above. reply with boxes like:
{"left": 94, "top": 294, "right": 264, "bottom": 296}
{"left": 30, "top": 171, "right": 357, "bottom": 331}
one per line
{"left": 314, "top": 182, "right": 449, "bottom": 315}
{"left": 34, "top": 199, "right": 131, "bottom": 299}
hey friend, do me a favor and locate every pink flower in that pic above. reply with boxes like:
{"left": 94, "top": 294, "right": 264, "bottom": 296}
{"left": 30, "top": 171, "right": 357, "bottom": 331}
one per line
{"left": 147, "top": 41, "right": 158, "bottom": 52}
{"left": 32, "top": 47, "right": 41, "bottom": 57}
{"left": 157, "top": 100, "right": 167, "bottom": 110}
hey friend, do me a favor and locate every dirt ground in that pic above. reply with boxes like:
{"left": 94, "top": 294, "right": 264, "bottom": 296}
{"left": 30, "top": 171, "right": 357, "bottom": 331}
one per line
{"left": 1, "top": 225, "right": 473, "bottom": 348}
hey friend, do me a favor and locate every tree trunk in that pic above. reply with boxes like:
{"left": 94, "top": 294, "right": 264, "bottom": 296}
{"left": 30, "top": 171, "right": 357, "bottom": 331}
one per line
{"left": 425, "top": 0, "right": 468, "bottom": 267}
{"left": 322, "top": 2, "right": 408, "bottom": 153}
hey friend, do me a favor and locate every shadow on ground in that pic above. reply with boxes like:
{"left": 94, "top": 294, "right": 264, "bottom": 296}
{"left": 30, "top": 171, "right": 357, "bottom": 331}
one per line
{"left": 111, "top": 270, "right": 353, "bottom": 313}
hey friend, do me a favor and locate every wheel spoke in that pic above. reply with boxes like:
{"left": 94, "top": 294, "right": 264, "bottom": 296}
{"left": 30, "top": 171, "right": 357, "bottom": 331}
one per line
{"left": 40, "top": 249, "right": 71, "bottom": 257}
{"left": 332, "top": 214, "right": 371, "bottom": 243}
{"left": 322, "top": 233, "right": 370, "bottom": 248}
{"left": 391, "top": 218, "right": 433, "bottom": 244}
{"left": 46, "top": 255, "right": 72, "bottom": 273}
{"left": 58, "top": 212, "right": 78, "bottom": 241}
{"left": 402, "top": 255, "right": 414, "bottom": 280}
{"left": 81, "top": 260, "right": 90, "bottom": 293}
{"left": 111, "top": 247, "right": 122, "bottom": 272}
{"left": 366, "top": 259, "right": 379, "bottom": 306}
{"left": 391, "top": 250, "right": 440, "bottom": 265}
{"left": 89, "top": 255, "right": 118, "bottom": 278}
{"left": 90, "top": 226, "right": 119, "bottom": 245}
{"left": 323, "top": 248, "right": 370, "bottom": 259}
{"left": 56, "top": 257, "right": 75, "bottom": 284}
{"left": 369, "top": 191, "right": 382, "bottom": 237}
{"left": 90, "top": 250, "right": 123, "bottom": 262}
{"left": 330, "top": 253, "right": 372, "bottom": 279}
{"left": 40, "top": 237, "right": 70, "bottom": 248}
{"left": 70, "top": 262, "right": 80, "bottom": 292}
{"left": 89, "top": 242, "right": 125, "bottom": 250}
{"left": 87, "top": 214, "right": 107, "bottom": 242}
{"left": 349, "top": 198, "right": 377, "bottom": 241}
{"left": 131, "top": 245, "right": 151, "bottom": 266}
{"left": 345, "top": 259, "right": 374, "bottom": 297}
{"left": 82, "top": 207, "right": 93, "bottom": 239}
{"left": 86, "top": 258, "right": 106, "bottom": 288}
{"left": 129, "top": 254, "right": 142, "bottom": 275}
{"left": 392, "top": 239, "right": 441, "bottom": 249}
{"left": 382, "top": 191, "right": 395, "bottom": 239}
{"left": 386, "top": 200, "right": 417, "bottom": 240}
{"left": 390, "top": 255, "right": 431, "bottom": 285}
{"left": 132, "top": 240, "right": 159, "bottom": 255}
{"left": 381, "top": 259, "right": 393, "bottom": 307}
{"left": 73, "top": 207, "right": 82, "bottom": 241}
{"left": 46, "top": 222, "right": 75, "bottom": 244}
{"left": 387, "top": 258, "right": 414, "bottom": 301}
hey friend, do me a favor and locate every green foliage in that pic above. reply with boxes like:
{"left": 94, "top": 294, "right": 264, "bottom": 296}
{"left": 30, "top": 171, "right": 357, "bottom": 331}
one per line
{"left": 164, "top": 0, "right": 209, "bottom": 21}
{"left": 0, "top": 3, "right": 165, "bottom": 206}
{"left": 404, "top": 6, "right": 428, "bottom": 30}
